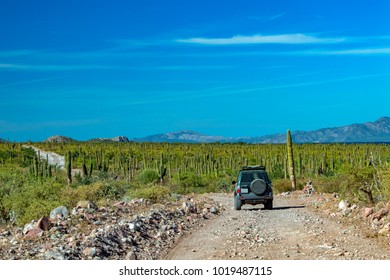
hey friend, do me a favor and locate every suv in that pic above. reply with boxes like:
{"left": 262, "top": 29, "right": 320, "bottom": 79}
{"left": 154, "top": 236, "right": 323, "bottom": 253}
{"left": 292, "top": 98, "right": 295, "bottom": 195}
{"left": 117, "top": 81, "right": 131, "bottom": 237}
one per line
{"left": 233, "top": 166, "right": 273, "bottom": 210}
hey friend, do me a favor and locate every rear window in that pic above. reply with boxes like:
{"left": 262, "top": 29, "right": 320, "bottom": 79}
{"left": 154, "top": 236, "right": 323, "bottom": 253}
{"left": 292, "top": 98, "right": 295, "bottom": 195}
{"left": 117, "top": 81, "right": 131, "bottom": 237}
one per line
{"left": 240, "top": 171, "right": 271, "bottom": 183}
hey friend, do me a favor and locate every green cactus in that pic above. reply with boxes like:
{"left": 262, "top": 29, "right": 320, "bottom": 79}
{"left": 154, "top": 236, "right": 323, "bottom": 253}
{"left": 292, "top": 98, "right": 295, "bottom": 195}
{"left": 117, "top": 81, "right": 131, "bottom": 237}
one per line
{"left": 67, "top": 151, "right": 72, "bottom": 185}
{"left": 158, "top": 153, "right": 167, "bottom": 184}
{"left": 286, "top": 129, "right": 296, "bottom": 190}
{"left": 82, "top": 155, "right": 88, "bottom": 178}
{"left": 33, "top": 154, "right": 39, "bottom": 177}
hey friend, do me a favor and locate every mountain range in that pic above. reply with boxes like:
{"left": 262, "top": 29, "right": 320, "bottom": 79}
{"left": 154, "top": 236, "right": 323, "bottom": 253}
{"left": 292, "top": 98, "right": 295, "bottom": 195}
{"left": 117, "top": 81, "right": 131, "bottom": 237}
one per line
{"left": 1, "top": 117, "right": 390, "bottom": 144}
{"left": 133, "top": 117, "right": 390, "bottom": 144}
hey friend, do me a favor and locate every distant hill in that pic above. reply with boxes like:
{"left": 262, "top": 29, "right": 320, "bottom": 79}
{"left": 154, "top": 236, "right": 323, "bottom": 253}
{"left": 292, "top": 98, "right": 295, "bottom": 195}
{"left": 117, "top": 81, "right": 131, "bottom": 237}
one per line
{"left": 87, "top": 136, "right": 131, "bottom": 143}
{"left": 0, "top": 138, "right": 9, "bottom": 143}
{"left": 134, "top": 117, "right": 390, "bottom": 144}
{"left": 44, "top": 135, "right": 77, "bottom": 143}
{"left": 134, "top": 130, "right": 235, "bottom": 143}
{"left": 250, "top": 116, "right": 390, "bottom": 143}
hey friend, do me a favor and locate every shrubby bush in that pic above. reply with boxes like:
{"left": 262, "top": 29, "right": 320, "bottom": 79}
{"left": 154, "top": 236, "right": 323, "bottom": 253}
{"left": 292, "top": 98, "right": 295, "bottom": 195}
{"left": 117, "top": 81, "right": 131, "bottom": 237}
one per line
{"left": 175, "top": 172, "right": 207, "bottom": 194}
{"left": 126, "top": 184, "right": 170, "bottom": 203}
{"left": 378, "top": 164, "right": 390, "bottom": 201}
{"left": 3, "top": 178, "right": 63, "bottom": 226}
{"left": 272, "top": 179, "right": 294, "bottom": 194}
{"left": 0, "top": 168, "right": 131, "bottom": 226}
{"left": 137, "top": 169, "right": 159, "bottom": 184}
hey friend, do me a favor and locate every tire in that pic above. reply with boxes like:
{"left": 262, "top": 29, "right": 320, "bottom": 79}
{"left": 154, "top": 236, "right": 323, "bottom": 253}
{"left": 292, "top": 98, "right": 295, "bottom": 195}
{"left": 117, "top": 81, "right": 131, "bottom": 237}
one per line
{"left": 264, "top": 200, "right": 273, "bottom": 210}
{"left": 234, "top": 194, "right": 242, "bottom": 210}
{"left": 250, "top": 179, "right": 267, "bottom": 195}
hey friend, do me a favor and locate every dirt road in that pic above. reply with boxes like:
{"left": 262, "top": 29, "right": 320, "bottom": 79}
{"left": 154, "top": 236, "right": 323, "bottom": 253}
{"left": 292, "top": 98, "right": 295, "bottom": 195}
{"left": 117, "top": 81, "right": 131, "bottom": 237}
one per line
{"left": 164, "top": 193, "right": 390, "bottom": 260}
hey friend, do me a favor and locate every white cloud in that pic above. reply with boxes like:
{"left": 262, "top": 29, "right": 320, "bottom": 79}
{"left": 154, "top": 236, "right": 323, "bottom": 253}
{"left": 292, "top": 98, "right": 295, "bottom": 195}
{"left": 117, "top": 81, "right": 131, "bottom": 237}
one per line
{"left": 176, "top": 33, "right": 345, "bottom": 45}
{"left": 0, "top": 63, "right": 117, "bottom": 71}
{"left": 310, "top": 48, "right": 390, "bottom": 55}
{"left": 269, "top": 12, "right": 286, "bottom": 20}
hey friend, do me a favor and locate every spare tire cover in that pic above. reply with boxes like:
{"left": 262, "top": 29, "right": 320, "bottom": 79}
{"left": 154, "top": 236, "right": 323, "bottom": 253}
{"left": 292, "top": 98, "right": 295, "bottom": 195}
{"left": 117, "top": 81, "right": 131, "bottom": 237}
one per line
{"left": 250, "top": 179, "right": 267, "bottom": 195}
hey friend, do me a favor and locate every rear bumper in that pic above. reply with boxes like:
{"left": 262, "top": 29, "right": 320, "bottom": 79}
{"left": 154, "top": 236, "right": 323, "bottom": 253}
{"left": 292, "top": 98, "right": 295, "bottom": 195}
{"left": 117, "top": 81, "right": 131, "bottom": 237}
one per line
{"left": 239, "top": 193, "right": 273, "bottom": 204}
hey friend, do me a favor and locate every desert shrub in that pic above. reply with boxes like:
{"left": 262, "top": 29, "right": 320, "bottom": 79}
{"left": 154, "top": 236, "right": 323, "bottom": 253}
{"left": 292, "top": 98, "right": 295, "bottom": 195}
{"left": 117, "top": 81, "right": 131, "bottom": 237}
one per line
{"left": 95, "top": 181, "right": 128, "bottom": 199}
{"left": 127, "top": 184, "right": 170, "bottom": 203}
{"left": 0, "top": 169, "right": 24, "bottom": 223}
{"left": 3, "top": 179, "right": 64, "bottom": 226}
{"left": 137, "top": 169, "right": 159, "bottom": 184}
{"left": 335, "top": 166, "right": 378, "bottom": 204}
{"left": 272, "top": 179, "right": 294, "bottom": 194}
{"left": 175, "top": 172, "right": 208, "bottom": 194}
{"left": 215, "top": 179, "right": 235, "bottom": 192}
{"left": 310, "top": 176, "right": 341, "bottom": 194}
{"left": 378, "top": 164, "right": 390, "bottom": 201}
{"left": 61, "top": 181, "right": 129, "bottom": 206}
{"left": 60, "top": 183, "right": 102, "bottom": 207}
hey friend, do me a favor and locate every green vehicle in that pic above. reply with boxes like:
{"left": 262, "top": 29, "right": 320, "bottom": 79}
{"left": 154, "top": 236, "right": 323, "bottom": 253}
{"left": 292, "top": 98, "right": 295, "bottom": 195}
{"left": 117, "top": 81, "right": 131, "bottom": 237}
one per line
{"left": 233, "top": 166, "right": 273, "bottom": 210}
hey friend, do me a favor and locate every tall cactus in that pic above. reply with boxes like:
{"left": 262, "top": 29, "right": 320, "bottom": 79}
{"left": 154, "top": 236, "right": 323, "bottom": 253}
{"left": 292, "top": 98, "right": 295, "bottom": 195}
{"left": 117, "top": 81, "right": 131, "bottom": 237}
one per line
{"left": 67, "top": 151, "right": 72, "bottom": 185}
{"left": 33, "top": 154, "right": 39, "bottom": 177}
{"left": 158, "top": 153, "right": 167, "bottom": 185}
{"left": 286, "top": 129, "right": 296, "bottom": 190}
{"left": 82, "top": 155, "right": 88, "bottom": 178}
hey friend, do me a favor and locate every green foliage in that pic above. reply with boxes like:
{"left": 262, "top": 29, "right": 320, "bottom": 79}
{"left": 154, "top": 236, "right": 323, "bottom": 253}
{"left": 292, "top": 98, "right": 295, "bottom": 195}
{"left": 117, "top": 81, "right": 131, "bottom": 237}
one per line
{"left": 378, "top": 164, "right": 390, "bottom": 201}
{"left": 333, "top": 165, "right": 378, "bottom": 204}
{"left": 0, "top": 167, "right": 129, "bottom": 226}
{"left": 273, "top": 179, "right": 294, "bottom": 194}
{"left": 2, "top": 177, "right": 63, "bottom": 226}
{"left": 61, "top": 181, "right": 129, "bottom": 207}
{"left": 137, "top": 169, "right": 159, "bottom": 184}
{"left": 214, "top": 179, "right": 234, "bottom": 192}
{"left": 309, "top": 176, "right": 340, "bottom": 194}
{"left": 127, "top": 184, "right": 170, "bottom": 203}
{"left": 175, "top": 172, "right": 207, "bottom": 194}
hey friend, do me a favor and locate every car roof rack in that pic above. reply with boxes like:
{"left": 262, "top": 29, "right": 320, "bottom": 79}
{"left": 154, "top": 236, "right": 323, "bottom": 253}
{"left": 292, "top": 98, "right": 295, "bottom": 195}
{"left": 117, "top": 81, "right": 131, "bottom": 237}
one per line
{"left": 242, "top": 165, "right": 266, "bottom": 171}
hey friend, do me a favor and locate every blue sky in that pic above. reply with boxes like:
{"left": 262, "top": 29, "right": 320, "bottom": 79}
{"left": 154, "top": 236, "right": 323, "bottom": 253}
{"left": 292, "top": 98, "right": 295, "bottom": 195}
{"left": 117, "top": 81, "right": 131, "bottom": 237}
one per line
{"left": 1, "top": 0, "right": 389, "bottom": 141}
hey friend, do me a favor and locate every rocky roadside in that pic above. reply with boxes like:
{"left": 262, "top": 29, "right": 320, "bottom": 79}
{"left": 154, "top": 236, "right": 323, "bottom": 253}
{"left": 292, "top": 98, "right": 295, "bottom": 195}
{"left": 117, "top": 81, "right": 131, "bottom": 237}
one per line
{"left": 0, "top": 195, "right": 223, "bottom": 260}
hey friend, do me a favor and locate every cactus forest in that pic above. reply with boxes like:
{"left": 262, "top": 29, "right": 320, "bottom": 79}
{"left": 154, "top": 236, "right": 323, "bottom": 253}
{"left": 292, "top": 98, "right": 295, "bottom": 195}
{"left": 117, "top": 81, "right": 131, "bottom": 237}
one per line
{"left": 1, "top": 140, "right": 390, "bottom": 225}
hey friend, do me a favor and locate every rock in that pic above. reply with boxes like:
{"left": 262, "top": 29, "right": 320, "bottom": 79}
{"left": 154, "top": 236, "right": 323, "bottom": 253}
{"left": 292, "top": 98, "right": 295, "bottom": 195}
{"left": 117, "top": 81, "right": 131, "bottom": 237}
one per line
{"left": 50, "top": 206, "right": 69, "bottom": 220}
{"left": 342, "top": 208, "right": 352, "bottom": 217}
{"left": 23, "top": 221, "right": 35, "bottom": 235}
{"left": 24, "top": 228, "right": 43, "bottom": 239}
{"left": 363, "top": 207, "right": 374, "bottom": 218}
{"left": 113, "top": 201, "right": 128, "bottom": 208}
{"left": 0, "top": 230, "right": 11, "bottom": 237}
{"left": 182, "top": 202, "right": 196, "bottom": 214}
{"left": 338, "top": 200, "right": 350, "bottom": 211}
{"left": 83, "top": 247, "right": 97, "bottom": 257}
{"left": 378, "top": 223, "right": 390, "bottom": 235}
{"left": 76, "top": 200, "right": 96, "bottom": 210}
{"left": 303, "top": 182, "right": 315, "bottom": 194}
{"left": 371, "top": 207, "right": 389, "bottom": 223}
{"left": 371, "top": 218, "right": 382, "bottom": 229}
{"left": 36, "top": 216, "right": 51, "bottom": 231}
{"left": 126, "top": 251, "right": 137, "bottom": 260}
{"left": 128, "top": 223, "right": 140, "bottom": 231}
{"left": 210, "top": 207, "right": 219, "bottom": 214}
{"left": 44, "top": 250, "right": 66, "bottom": 260}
